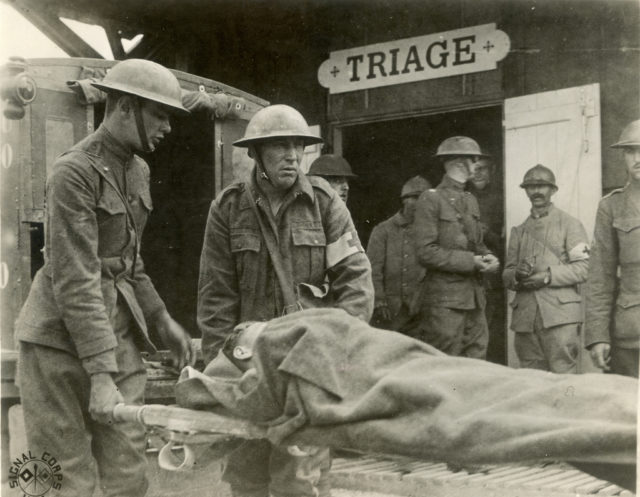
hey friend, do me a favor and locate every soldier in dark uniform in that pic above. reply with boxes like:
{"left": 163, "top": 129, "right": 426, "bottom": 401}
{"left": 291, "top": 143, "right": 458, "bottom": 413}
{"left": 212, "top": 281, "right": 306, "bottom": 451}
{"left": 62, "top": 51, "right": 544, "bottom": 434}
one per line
{"left": 466, "top": 157, "right": 506, "bottom": 363}
{"left": 586, "top": 120, "right": 640, "bottom": 378}
{"left": 197, "top": 104, "right": 373, "bottom": 497}
{"left": 367, "top": 176, "right": 431, "bottom": 331}
{"left": 409, "top": 137, "right": 500, "bottom": 358}
{"left": 15, "top": 59, "right": 195, "bottom": 497}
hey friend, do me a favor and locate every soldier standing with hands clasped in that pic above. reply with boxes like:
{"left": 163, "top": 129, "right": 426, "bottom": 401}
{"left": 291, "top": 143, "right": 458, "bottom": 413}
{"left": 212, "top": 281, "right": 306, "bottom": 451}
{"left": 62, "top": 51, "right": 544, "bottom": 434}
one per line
{"left": 502, "top": 165, "right": 589, "bottom": 373}
{"left": 409, "top": 136, "right": 500, "bottom": 358}
{"left": 586, "top": 120, "right": 640, "bottom": 378}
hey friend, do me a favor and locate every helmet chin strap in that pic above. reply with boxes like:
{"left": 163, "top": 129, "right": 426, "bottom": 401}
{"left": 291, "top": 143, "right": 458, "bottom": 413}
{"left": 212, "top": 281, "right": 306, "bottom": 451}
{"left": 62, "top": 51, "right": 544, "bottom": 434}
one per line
{"left": 131, "top": 97, "right": 151, "bottom": 153}
{"left": 250, "top": 144, "right": 274, "bottom": 186}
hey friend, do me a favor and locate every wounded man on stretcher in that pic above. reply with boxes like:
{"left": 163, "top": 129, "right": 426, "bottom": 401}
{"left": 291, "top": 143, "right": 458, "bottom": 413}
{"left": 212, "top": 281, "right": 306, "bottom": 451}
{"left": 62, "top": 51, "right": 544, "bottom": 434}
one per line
{"left": 120, "top": 308, "right": 637, "bottom": 488}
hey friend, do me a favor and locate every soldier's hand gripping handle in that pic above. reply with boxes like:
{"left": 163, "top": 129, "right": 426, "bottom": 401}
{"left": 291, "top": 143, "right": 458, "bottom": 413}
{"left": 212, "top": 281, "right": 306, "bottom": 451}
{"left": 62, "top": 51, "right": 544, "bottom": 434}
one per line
{"left": 155, "top": 310, "right": 197, "bottom": 370}
{"left": 89, "top": 373, "right": 124, "bottom": 425}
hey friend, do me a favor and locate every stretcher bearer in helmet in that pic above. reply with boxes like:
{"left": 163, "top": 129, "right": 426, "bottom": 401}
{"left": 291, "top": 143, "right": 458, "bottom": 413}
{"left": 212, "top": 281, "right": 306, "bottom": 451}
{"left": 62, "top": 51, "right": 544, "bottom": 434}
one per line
{"left": 15, "top": 59, "right": 195, "bottom": 497}
{"left": 367, "top": 175, "right": 431, "bottom": 331}
{"left": 197, "top": 104, "right": 373, "bottom": 497}
{"left": 409, "top": 137, "right": 500, "bottom": 358}
{"left": 586, "top": 120, "right": 640, "bottom": 378}
{"left": 503, "top": 165, "right": 589, "bottom": 373}
{"left": 307, "top": 154, "right": 357, "bottom": 203}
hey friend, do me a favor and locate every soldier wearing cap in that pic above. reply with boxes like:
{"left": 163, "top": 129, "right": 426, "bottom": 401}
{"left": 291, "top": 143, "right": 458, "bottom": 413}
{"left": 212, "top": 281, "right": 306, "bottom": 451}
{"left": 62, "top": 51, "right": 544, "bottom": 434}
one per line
{"left": 367, "top": 176, "right": 431, "bottom": 331}
{"left": 15, "top": 59, "right": 195, "bottom": 496}
{"left": 503, "top": 165, "right": 589, "bottom": 373}
{"left": 307, "top": 153, "right": 357, "bottom": 203}
{"left": 197, "top": 104, "right": 373, "bottom": 497}
{"left": 410, "top": 137, "right": 500, "bottom": 358}
{"left": 586, "top": 120, "right": 640, "bottom": 377}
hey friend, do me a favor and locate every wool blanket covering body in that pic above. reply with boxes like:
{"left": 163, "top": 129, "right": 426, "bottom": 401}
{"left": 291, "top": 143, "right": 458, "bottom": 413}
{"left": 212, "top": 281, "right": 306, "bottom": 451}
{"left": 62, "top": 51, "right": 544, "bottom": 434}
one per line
{"left": 176, "top": 308, "right": 637, "bottom": 466}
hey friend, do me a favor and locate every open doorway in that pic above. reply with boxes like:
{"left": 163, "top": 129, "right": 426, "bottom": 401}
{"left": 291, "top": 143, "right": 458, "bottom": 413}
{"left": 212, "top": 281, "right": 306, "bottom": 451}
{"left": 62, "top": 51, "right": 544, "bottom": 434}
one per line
{"left": 341, "top": 105, "right": 506, "bottom": 364}
{"left": 342, "top": 105, "right": 503, "bottom": 245}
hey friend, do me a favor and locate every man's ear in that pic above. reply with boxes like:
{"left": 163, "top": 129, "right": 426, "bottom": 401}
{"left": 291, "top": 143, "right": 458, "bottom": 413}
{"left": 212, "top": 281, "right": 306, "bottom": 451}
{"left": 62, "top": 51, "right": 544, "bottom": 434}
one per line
{"left": 247, "top": 145, "right": 258, "bottom": 160}
{"left": 116, "top": 95, "right": 133, "bottom": 115}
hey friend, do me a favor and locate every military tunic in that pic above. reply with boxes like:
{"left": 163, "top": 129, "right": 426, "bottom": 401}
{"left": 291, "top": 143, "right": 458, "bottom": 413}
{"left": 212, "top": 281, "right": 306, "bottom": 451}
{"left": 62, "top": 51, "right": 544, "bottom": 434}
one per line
{"left": 586, "top": 184, "right": 640, "bottom": 377}
{"left": 366, "top": 211, "right": 425, "bottom": 330}
{"left": 409, "top": 175, "right": 492, "bottom": 358}
{"left": 197, "top": 168, "right": 373, "bottom": 497}
{"left": 16, "top": 125, "right": 163, "bottom": 496}
{"left": 503, "top": 204, "right": 589, "bottom": 373}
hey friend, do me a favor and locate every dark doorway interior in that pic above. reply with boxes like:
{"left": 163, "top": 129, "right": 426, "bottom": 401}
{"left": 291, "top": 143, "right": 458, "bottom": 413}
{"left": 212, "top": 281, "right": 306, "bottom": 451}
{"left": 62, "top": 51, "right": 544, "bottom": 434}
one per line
{"left": 343, "top": 105, "right": 503, "bottom": 246}
{"left": 342, "top": 105, "right": 507, "bottom": 364}
{"left": 141, "top": 113, "right": 215, "bottom": 341}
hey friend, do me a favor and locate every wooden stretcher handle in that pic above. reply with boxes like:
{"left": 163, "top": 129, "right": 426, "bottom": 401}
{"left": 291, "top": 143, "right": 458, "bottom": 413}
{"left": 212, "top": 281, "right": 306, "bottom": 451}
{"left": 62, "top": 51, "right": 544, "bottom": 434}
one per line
{"left": 113, "top": 403, "right": 144, "bottom": 424}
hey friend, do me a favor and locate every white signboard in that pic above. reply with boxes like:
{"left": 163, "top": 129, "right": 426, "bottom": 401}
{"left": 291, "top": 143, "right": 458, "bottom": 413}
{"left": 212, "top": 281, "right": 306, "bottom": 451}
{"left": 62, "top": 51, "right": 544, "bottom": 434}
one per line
{"left": 318, "top": 23, "right": 510, "bottom": 94}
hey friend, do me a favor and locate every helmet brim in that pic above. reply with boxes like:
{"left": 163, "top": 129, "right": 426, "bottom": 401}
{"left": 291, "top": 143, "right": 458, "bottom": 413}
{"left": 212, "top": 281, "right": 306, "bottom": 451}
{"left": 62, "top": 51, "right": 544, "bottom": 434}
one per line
{"left": 234, "top": 133, "right": 324, "bottom": 148}
{"left": 91, "top": 81, "right": 190, "bottom": 116}
{"left": 519, "top": 182, "right": 558, "bottom": 189}
{"left": 433, "top": 152, "right": 492, "bottom": 159}
{"left": 610, "top": 141, "right": 640, "bottom": 149}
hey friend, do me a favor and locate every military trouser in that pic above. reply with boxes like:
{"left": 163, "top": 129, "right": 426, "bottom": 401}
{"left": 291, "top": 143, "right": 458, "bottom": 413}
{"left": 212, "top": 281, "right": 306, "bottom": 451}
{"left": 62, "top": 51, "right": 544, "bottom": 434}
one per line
{"left": 609, "top": 345, "right": 639, "bottom": 378}
{"left": 514, "top": 308, "right": 580, "bottom": 374}
{"left": 18, "top": 301, "right": 148, "bottom": 497}
{"left": 484, "top": 287, "right": 506, "bottom": 364}
{"left": 407, "top": 305, "right": 489, "bottom": 359}
{"left": 223, "top": 439, "right": 332, "bottom": 497}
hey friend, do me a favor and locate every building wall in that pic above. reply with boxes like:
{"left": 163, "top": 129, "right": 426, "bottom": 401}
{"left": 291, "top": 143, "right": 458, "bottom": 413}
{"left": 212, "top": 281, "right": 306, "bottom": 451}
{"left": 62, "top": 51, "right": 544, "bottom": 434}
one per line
{"left": 319, "top": 0, "right": 638, "bottom": 189}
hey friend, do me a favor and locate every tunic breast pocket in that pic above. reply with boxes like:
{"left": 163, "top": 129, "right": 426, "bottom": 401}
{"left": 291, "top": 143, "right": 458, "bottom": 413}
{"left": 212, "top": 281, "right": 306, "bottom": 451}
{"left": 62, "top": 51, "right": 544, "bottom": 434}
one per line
{"left": 439, "top": 211, "right": 467, "bottom": 248}
{"left": 96, "top": 190, "right": 127, "bottom": 254}
{"left": 135, "top": 190, "right": 153, "bottom": 233}
{"left": 291, "top": 226, "right": 326, "bottom": 282}
{"left": 613, "top": 217, "right": 640, "bottom": 264}
{"left": 230, "top": 231, "right": 261, "bottom": 290}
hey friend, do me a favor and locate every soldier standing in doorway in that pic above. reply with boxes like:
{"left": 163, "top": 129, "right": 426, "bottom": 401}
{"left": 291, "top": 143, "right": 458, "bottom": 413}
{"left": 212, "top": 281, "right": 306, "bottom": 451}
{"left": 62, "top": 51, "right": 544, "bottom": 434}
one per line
{"left": 307, "top": 154, "right": 357, "bottom": 204}
{"left": 466, "top": 156, "right": 506, "bottom": 363}
{"left": 367, "top": 175, "right": 431, "bottom": 331}
{"left": 197, "top": 104, "right": 373, "bottom": 497}
{"left": 586, "top": 120, "right": 640, "bottom": 378}
{"left": 15, "top": 59, "right": 195, "bottom": 497}
{"left": 409, "top": 136, "right": 500, "bottom": 358}
{"left": 502, "top": 165, "right": 589, "bottom": 373}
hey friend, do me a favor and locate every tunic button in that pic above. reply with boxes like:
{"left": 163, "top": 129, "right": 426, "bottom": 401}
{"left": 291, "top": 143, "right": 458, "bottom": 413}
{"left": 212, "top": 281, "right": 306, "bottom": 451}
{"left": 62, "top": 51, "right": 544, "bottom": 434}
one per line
{"left": 404, "top": 254, "right": 408, "bottom": 258}
{"left": 128, "top": 195, "right": 134, "bottom": 202}
{"left": 314, "top": 239, "right": 318, "bottom": 244}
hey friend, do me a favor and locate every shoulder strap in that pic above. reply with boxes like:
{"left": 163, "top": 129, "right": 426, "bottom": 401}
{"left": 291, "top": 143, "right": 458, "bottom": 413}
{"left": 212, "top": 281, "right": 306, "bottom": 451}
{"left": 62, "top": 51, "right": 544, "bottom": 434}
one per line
{"left": 521, "top": 221, "right": 564, "bottom": 263}
{"left": 245, "top": 187, "right": 300, "bottom": 311}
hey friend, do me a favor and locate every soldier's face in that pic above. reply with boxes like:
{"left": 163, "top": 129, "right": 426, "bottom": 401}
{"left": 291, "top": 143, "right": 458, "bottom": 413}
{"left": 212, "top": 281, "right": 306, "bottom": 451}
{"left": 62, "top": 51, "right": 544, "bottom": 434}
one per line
{"left": 258, "top": 138, "right": 304, "bottom": 190}
{"left": 472, "top": 161, "right": 491, "bottom": 190}
{"left": 326, "top": 177, "right": 350, "bottom": 203}
{"left": 140, "top": 101, "right": 172, "bottom": 152}
{"left": 624, "top": 146, "right": 640, "bottom": 183}
{"left": 525, "top": 184, "right": 555, "bottom": 208}
{"left": 401, "top": 195, "right": 419, "bottom": 222}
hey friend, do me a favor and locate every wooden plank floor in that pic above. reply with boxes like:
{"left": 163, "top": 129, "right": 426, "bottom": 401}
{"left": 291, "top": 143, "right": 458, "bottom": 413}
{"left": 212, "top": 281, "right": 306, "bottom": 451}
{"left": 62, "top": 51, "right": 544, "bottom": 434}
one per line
{"left": 330, "top": 455, "right": 635, "bottom": 497}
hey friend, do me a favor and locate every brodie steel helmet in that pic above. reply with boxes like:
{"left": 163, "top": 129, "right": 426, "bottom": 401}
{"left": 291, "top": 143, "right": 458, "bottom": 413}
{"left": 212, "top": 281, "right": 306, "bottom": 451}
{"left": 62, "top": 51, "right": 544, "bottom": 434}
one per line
{"left": 401, "top": 176, "right": 430, "bottom": 198}
{"left": 520, "top": 164, "right": 558, "bottom": 189}
{"left": 308, "top": 155, "right": 357, "bottom": 178}
{"left": 611, "top": 120, "right": 640, "bottom": 148}
{"left": 434, "top": 136, "right": 489, "bottom": 158}
{"left": 234, "top": 104, "right": 323, "bottom": 148}
{"left": 91, "top": 58, "right": 188, "bottom": 115}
